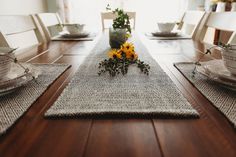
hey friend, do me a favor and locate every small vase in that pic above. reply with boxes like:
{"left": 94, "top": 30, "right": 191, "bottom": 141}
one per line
{"left": 216, "top": 2, "right": 226, "bottom": 12}
{"left": 231, "top": 2, "right": 236, "bottom": 11}
{"left": 109, "top": 28, "right": 127, "bottom": 49}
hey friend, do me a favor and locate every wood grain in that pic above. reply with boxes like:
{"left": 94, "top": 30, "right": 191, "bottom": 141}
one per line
{"left": 84, "top": 120, "right": 162, "bottom": 157}
{"left": 0, "top": 32, "right": 235, "bottom": 157}
{"left": 151, "top": 55, "right": 236, "bottom": 157}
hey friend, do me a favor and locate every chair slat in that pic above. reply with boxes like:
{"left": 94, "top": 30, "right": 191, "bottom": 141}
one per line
{"left": 0, "top": 15, "right": 44, "bottom": 49}
{"left": 0, "top": 16, "right": 36, "bottom": 35}
{"left": 37, "top": 13, "right": 61, "bottom": 27}
{"left": 36, "top": 13, "right": 63, "bottom": 41}
{"left": 199, "top": 12, "right": 236, "bottom": 44}
{"left": 182, "top": 11, "right": 205, "bottom": 25}
{"left": 206, "top": 12, "right": 236, "bottom": 31}
{"left": 177, "top": 11, "right": 205, "bottom": 39}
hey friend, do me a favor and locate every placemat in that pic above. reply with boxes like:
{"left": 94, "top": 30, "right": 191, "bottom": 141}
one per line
{"left": 145, "top": 32, "right": 191, "bottom": 40}
{"left": 0, "top": 64, "right": 70, "bottom": 135}
{"left": 52, "top": 33, "right": 96, "bottom": 41}
{"left": 175, "top": 62, "right": 236, "bottom": 127}
{"left": 45, "top": 34, "right": 198, "bottom": 118}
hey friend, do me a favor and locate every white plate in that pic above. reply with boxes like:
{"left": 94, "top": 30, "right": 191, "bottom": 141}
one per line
{"left": 196, "top": 63, "right": 236, "bottom": 90}
{"left": 61, "top": 32, "right": 90, "bottom": 38}
{"left": 0, "top": 63, "right": 41, "bottom": 96}
{"left": 151, "top": 31, "right": 178, "bottom": 37}
{"left": 201, "top": 60, "right": 236, "bottom": 82}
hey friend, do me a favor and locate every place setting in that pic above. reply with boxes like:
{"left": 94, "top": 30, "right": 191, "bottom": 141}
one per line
{"left": 52, "top": 23, "right": 96, "bottom": 41}
{"left": 196, "top": 44, "right": 236, "bottom": 91}
{"left": 0, "top": 47, "right": 41, "bottom": 96}
{"left": 145, "top": 22, "right": 191, "bottom": 40}
{"left": 196, "top": 59, "right": 236, "bottom": 90}
{"left": 174, "top": 44, "right": 236, "bottom": 127}
{"left": 0, "top": 47, "right": 71, "bottom": 135}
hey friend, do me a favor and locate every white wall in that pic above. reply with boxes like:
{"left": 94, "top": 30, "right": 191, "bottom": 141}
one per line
{"left": 188, "top": 0, "right": 205, "bottom": 10}
{"left": 0, "top": 0, "right": 47, "bottom": 15}
{"left": 47, "top": 0, "right": 57, "bottom": 12}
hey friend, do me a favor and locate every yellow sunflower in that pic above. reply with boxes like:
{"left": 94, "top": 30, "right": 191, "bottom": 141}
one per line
{"left": 124, "top": 50, "right": 132, "bottom": 59}
{"left": 120, "top": 42, "right": 138, "bottom": 60}
{"left": 132, "top": 52, "right": 138, "bottom": 60}
{"left": 108, "top": 49, "right": 122, "bottom": 59}
{"left": 120, "top": 42, "right": 135, "bottom": 53}
{"left": 127, "top": 51, "right": 138, "bottom": 60}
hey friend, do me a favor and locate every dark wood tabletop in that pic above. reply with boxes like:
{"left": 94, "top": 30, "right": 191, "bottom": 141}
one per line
{"left": 0, "top": 32, "right": 235, "bottom": 157}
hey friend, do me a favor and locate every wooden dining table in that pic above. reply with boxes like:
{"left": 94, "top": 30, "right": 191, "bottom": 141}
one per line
{"left": 0, "top": 32, "right": 235, "bottom": 157}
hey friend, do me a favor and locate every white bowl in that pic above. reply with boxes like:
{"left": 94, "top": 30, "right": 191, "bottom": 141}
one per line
{"left": 222, "top": 49, "right": 236, "bottom": 75}
{"left": 0, "top": 47, "right": 16, "bottom": 79}
{"left": 0, "top": 60, "right": 13, "bottom": 80}
{"left": 64, "top": 24, "right": 85, "bottom": 34}
{"left": 157, "top": 22, "right": 175, "bottom": 33}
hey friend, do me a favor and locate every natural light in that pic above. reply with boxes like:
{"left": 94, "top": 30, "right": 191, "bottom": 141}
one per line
{"left": 68, "top": 0, "right": 188, "bottom": 32}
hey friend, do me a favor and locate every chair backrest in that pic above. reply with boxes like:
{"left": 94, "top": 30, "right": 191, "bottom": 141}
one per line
{"left": 36, "top": 13, "right": 63, "bottom": 41}
{"left": 228, "top": 32, "right": 236, "bottom": 44}
{"left": 199, "top": 12, "right": 236, "bottom": 44}
{"left": 101, "top": 11, "right": 136, "bottom": 31}
{"left": 0, "top": 15, "right": 44, "bottom": 49}
{"left": 177, "top": 11, "right": 205, "bottom": 39}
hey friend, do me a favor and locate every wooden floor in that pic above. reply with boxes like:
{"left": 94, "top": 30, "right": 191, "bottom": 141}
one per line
{"left": 0, "top": 33, "right": 235, "bottom": 157}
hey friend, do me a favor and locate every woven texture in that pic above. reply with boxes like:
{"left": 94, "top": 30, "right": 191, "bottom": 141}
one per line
{"left": 45, "top": 34, "right": 198, "bottom": 118}
{"left": 0, "top": 64, "right": 69, "bottom": 135}
{"left": 175, "top": 63, "right": 236, "bottom": 127}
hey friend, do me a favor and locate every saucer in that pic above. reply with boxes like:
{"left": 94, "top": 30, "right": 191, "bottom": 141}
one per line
{"left": 0, "top": 63, "right": 41, "bottom": 96}
{"left": 61, "top": 31, "right": 90, "bottom": 38}
{"left": 151, "top": 31, "right": 178, "bottom": 37}
{"left": 201, "top": 60, "right": 236, "bottom": 82}
{"left": 196, "top": 60, "right": 236, "bottom": 90}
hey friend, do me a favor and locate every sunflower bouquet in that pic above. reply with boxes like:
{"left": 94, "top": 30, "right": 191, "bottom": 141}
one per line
{"left": 98, "top": 42, "right": 150, "bottom": 77}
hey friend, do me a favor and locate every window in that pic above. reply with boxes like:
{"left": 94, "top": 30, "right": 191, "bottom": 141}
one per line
{"left": 68, "top": 0, "right": 188, "bottom": 31}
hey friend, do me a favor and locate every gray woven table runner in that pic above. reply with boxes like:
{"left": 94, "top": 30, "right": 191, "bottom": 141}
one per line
{"left": 0, "top": 64, "right": 70, "bottom": 135}
{"left": 45, "top": 34, "right": 198, "bottom": 118}
{"left": 175, "top": 63, "right": 236, "bottom": 127}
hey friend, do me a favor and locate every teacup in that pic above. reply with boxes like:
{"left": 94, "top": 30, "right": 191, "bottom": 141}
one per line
{"left": 222, "top": 48, "right": 236, "bottom": 75}
{"left": 0, "top": 47, "right": 16, "bottom": 79}
{"left": 157, "top": 22, "right": 175, "bottom": 33}
{"left": 64, "top": 24, "right": 85, "bottom": 34}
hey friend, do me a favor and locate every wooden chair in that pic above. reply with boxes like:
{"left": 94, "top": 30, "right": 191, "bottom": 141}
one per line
{"left": 228, "top": 32, "right": 236, "bottom": 44}
{"left": 101, "top": 11, "right": 136, "bottom": 31}
{"left": 198, "top": 12, "right": 236, "bottom": 44}
{"left": 0, "top": 15, "right": 45, "bottom": 49}
{"left": 176, "top": 10, "right": 205, "bottom": 39}
{"left": 36, "top": 13, "right": 63, "bottom": 41}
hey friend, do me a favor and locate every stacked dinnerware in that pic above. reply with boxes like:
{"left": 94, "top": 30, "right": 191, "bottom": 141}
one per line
{"left": 0, "top": 47, "right": 16, "bottom": 79}
{"left": 222, "top": 46, "right": 236, "bottom": 75}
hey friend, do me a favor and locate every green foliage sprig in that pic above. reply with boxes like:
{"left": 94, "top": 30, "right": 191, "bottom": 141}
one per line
{"left": 98, "top": 42, "right": 150, "bottom": 77}
{"left": 106, "top": 4, "right": 131, "bottom": 33}
{"left": 98, "top": 55, "right": 150, "bottom": 77}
